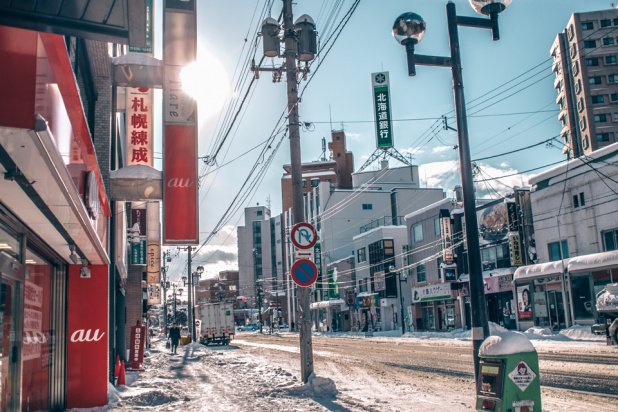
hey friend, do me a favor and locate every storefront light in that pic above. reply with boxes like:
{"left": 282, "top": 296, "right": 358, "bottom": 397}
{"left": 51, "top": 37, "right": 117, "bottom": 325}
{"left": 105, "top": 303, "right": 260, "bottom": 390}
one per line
{"left": 0, "top": 243, "right": 12, "bottom": 249}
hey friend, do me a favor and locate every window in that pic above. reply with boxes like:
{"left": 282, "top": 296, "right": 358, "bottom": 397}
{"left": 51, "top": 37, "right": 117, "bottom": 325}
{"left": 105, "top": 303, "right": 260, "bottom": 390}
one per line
{"left": 302, "top": 179, "right": 307, "bottom": 188}
{"left": 582, "top": 22, "right": 594, "bottom": 30}
{"left": 580, "top": 116, "right": 587, "bottom": 131}
{"left": 336, "top": 136, "right": 340, "bottom": 141}
{"left": 614, "top": 113, "right": 618, "bottom": 122}
{"left": 615, "top": 18, "right": 618, "bottom": 26}
{"left": 310, "top": 178, "right": 319, "bottom": 187}
{"left": 613, "top": 93, "right": 618, "bottom": 102}
{"left": 598, "top": 132, "right": 611, "bottom": 142}
{"left": 607, "top": 55, "right": 617, "bottom": 64}
{"left": 434, "top": 217, "right": 441, "bottom": 236}
{"left": 592, "top": 95, "right": 604, "bottom": 104}
{"left": 417, "top": 264, "right": 426, "bottom": 283}
{"left": 589, "top": 76, "right": 602, "bottom": 85}
{"left": 604, "top": 37, "right": 615, "bottom": 46}
{"left": 257, "top": 210, "right": 263, "bottom": 216}
{"left": 573, "top": 194, "right": 579, "bottom": 208}
{"left": 609, "top": 74, "right": 618, "bottom": 83}
{"left": 362, "top": 203, "right": 372, "bottom": 210}
{"left": 603, "top": 228, "right": 618, "bottom": 251}
{"left": 602, "top": 19, "right": 612, "bottom": 28}
{"left": 587, "top": 58, "right": 599, "bottom": 66}
{"left": 357, "top": 247, "right": 367, "bottom": 263}
{"left": 413, "top": 224, "right": 423, "bottom": 243}
{"left": 584, "top": 40, "right": 596, "bottom": 48}
{"left": 337, "top": 153, "right": 341, "bottom": 158}
{"left": 594, "top": 114, "right": 607, "bottom": 122}
{"left": 580, "top": 192, "right": 586, "bottom": 206}
{"left": 548, "top": 240, "right": 569, "bottom": 261}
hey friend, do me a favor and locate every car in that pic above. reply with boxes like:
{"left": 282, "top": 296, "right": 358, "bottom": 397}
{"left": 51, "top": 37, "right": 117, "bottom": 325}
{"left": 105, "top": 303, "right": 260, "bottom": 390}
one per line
{"left": 239, "top": 324, "right": 258, "bottom": 331}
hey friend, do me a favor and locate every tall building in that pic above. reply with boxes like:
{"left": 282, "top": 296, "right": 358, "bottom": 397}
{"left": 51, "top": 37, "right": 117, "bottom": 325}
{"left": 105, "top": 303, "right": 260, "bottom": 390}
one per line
{"left": 552, "top": 8, "right": 618, "bottom": 158}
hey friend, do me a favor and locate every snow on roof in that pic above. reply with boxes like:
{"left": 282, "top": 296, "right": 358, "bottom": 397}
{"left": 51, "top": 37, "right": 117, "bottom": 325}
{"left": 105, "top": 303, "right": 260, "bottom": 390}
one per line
{"left": 529, "top": 142, "right": 618, "bottom": 186}
{"left": 483, "top": 267, "right": 516, "bottom": 279}
{"left": 327, "top": 255, "right": 354, "bottom": 266}
{"left": 356, "top": 292, "right": 378, "bottom": 297}
{"left": 479, "top": 331, "right": 535, "bottom": 356}
{"left": 404, "top": 198, "right": 455, "bottom": 221}
{"left": 568, "top": 250, "right": 618, "bottom": 273}
{"left": 310, "top": 299, "right": 346, "bottom": 309}
{"left": 110, "top": 164, "right": 162, "bottom": 180}
{"left": 352, "top": 225, "right": 405, "bottom": 241}
{"left": 513, "top": 260, "right": 568, "bottom": 281}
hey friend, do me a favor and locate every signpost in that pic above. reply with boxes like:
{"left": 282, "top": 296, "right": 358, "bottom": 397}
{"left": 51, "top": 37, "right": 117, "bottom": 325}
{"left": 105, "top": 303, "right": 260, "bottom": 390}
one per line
{"left": 290, "top": 222, "right": 317, "bottom": 250}
{"left": 291, "top": 259, "right": 318, "bottom": 287}
{"left": 371, "top": 72, "right": 394, "bottom": 149}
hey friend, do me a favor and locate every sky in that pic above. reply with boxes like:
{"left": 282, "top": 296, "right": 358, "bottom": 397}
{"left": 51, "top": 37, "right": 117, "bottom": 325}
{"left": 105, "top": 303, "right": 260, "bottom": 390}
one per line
{"left": 152, "top": 0, "right": 618, "bottom": 285}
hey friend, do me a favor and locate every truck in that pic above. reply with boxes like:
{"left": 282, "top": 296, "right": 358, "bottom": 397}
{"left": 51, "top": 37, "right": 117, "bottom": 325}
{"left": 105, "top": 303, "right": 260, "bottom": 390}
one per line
{"left": 595, "top": 283, "right": 618, "bottom": 345}
{"left": 195, "top": 302, "right": 235, "bottom": 345}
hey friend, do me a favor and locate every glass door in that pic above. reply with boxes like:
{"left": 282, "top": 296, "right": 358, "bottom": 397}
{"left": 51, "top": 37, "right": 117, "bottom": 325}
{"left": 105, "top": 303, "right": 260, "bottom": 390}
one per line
{"left": 548, "top": 290, "right": 566, "bottom": 331}
{"left": 1, "top": 275, "right": 22, "bottom": 412}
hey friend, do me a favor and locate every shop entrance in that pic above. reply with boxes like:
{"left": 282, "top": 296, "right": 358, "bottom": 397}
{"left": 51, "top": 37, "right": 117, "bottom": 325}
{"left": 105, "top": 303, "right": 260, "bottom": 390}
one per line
{"left": 1, "top": 270, "right": 23, "bottom": 411}
{"left": 547, "top": 290, "right": 566, "bottom": 331}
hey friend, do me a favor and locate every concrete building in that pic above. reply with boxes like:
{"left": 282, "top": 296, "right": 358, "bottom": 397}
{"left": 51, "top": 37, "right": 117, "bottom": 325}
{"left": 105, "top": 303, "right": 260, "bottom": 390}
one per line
{"left": 551, "top": 8, "right": 618, "bottom": 158}
{"left": 195, "top": 270, "right": 239, "bottom": 305}
{"left": 515, "top": 142, "right": 618, "bottom": 330}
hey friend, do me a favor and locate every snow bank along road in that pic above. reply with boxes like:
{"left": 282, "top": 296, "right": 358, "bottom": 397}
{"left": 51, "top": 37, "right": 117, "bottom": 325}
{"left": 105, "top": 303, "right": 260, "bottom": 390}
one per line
{"left": 234, "top": 332, "right": 618, "bottom": 411}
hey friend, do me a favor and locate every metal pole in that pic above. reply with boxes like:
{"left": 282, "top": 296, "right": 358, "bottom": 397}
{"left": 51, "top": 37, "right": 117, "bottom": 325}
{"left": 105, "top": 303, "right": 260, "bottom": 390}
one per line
{"left": 283, "top": 0, "right": 313, "bottom": 382}
{"left": 163, "top": 251, "right": 168, "bottom": 337}
{"left": 399, "top": 273, "right": 405, "bottom": 335}
{"left": 187, "top": 247, "right": 193, "bottom": 341}
{"left": 446, "top": 1, "right": 489, "bottom": 382}
{"left": 173, "top": 284, "right": 177, "bottom": 324}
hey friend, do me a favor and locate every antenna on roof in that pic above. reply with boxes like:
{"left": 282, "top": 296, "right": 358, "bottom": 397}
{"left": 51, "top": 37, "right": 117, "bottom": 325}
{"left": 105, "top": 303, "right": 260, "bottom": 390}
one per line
{"left": 329, "top": 104, "right": 333, "bottom": 132}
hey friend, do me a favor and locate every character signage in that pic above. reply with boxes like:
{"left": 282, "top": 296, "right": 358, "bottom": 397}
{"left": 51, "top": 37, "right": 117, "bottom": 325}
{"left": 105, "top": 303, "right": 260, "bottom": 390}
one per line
{"left": 146, "top": 242, "right": 161, "bottom": 284}
{"left": 371, "top": 72, "right": 394, "bottom": 148}
{"left": 374, "top": 271, "right": 386, "bottom": 291}
{"left": 128, "top": 322, "right": 146, "bottom": 370}
{"left": 291, "top": 259, "right": 318, "bottom": 287}
{"left": 412, "top": 282, "right": 452, "bottom": 303}
{"left": 126, "top": 87, "right": 154, "bottom": 166}
{"left": 508, "top": 360, "right": 537, "bottom": 392}
{"left": 509, "top": 233, "right": 523, "bottom": 266}
{"left": 67, "top": 265, "right": 108, "bottom": 409}
{"left": 440, "top": 210, "right": 453, "bottom": 263}
{"left": 291, "top": 222, "right": 317, "bottom": 249}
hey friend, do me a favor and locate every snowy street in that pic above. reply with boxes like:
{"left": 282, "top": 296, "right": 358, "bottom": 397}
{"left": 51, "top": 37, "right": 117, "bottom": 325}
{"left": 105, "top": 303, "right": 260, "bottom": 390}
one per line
{"left": 98, "top": 327, "right": 618, "bottom": 412}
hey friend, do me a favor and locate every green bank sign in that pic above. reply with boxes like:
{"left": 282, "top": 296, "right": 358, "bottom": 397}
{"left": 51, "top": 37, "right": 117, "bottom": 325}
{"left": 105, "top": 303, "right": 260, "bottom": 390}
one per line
{"left": 371, "top": 72, "right": 394, "bottom": 149}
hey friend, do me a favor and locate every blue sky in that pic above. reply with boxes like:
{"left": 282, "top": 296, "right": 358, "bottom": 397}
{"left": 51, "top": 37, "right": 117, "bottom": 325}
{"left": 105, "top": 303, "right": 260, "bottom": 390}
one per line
{"left": 154, "top": 0, "right": 616, "bottom": 279}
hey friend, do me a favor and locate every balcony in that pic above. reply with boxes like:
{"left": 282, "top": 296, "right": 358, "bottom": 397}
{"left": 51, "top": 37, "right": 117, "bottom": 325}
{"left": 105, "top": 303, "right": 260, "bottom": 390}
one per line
{"left": 359, "top": 216, "right": 405, "bottom": 234}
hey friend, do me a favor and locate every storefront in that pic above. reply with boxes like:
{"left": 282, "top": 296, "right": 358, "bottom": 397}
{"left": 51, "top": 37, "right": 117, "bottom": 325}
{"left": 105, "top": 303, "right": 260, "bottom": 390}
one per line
{"left": 310, "top": 299, "right": 346, "bottom": 332}
{"left": 483, "top": 269, "right": 516, "bottom": 329}
{"left": 411, "top": 282, "right": 460, "bottom": 331}
{"left": 0, "top": 27, "right": 111, "bottom": 410}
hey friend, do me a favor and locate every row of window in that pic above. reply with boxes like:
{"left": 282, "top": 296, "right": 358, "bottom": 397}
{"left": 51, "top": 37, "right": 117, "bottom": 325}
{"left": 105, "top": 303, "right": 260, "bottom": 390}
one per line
{"left": 581, "top": 18, "right": 618, "bottom": 32}
{"left": 301, "top": 178, "right": 331, "bottom": 188}
{"left": 583, "top": 37, "right": 618, "bottom": 48}
{"left": 585, "top": 55, "right": 618, "bottom": 66}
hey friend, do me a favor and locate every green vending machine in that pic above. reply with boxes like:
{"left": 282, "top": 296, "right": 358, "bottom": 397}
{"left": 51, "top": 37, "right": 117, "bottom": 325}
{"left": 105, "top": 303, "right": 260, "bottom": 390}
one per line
{"left": 476, "top": 332, "right": 542, "bottom": 412}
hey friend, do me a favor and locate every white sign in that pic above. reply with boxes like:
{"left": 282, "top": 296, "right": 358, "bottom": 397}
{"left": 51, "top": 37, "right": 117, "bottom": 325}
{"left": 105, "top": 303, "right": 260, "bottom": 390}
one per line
{"left": 163, "top": 65, "right": 196, "bottom": 125}
{"left": 295, "top": 249, "right": 314, "bottom": 261}
{"left": 147, "top": 284, "right": 162, "bottom": 305}
{"left": 126, "top": 87, "right": 154, "bottom": 166}
{"left": 508, "top": 360, "right": 537, "bottom": 392}
{"left": 411, "top": 282, "right": 452, "bottom": 303}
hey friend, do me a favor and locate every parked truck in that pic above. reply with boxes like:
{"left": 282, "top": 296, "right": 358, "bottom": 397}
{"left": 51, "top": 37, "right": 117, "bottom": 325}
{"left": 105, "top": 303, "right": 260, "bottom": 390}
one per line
{"left": 195, "top": 302, "right": 235, "bottom": 345}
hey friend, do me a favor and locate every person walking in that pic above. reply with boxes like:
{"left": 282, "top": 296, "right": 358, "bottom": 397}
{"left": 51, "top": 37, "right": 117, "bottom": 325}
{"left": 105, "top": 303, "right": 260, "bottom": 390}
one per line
{"left": 169, "top": 323, "right": 181, "bottom": 354}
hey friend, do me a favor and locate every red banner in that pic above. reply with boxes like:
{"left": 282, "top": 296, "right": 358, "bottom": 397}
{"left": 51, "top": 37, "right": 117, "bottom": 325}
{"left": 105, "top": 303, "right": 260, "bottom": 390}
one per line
{"left": 128, "top": 323, "right": 146, "bottom": 370}
{"left": 163, "top": 124, "right": 198, "bottom": 244}
{"left": 67, "top": 265, "right": 108, "bottom": 409}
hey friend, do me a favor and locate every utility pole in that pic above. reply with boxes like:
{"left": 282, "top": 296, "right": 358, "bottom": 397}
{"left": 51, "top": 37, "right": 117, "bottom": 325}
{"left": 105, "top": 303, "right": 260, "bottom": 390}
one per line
{"left": 283, "top": 0, "right": 313, "bottom": 382}
{"left": 187, "top": 246, "right": 193, "bottom": 342}
{"left": 162, "top": 250, "right": 168, "bottom": 337}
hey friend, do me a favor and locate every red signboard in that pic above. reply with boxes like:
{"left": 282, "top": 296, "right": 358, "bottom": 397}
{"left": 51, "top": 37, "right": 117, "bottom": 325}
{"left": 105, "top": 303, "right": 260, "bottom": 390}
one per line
{"left": 163, "top": 125, "right": 198, "bottom": 244}
{"left": 67, "top": 265, "right": 108, "bottom": 409}
{"left": 128, "top": 322, "right": 146, "bottom": 370}
{"left": 291, "top": 259, "right": 318, "bottom": 287}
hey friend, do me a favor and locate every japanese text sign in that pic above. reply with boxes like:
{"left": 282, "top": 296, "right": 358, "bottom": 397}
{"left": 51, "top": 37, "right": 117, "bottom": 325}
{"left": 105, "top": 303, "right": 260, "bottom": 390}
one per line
{"left": 371, "top": 72, "right": 394, "bottom": 148}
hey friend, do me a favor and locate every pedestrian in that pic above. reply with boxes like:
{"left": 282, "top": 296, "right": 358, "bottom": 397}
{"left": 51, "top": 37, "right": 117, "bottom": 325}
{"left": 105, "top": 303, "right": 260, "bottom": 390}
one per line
{"left": 169, "top": 322, "right": 181, "bottom": 354}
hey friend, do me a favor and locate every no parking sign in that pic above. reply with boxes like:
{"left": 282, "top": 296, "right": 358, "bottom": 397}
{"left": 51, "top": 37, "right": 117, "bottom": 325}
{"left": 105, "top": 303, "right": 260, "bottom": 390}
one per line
{"left": 291, "top": 259, "right": 318, "bottom": 287}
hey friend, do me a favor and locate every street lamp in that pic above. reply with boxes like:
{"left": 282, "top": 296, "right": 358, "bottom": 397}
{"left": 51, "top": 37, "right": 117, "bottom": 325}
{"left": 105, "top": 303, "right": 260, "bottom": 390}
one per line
{"left": 192, "top": 268, "right": 202, "bottom": 339}
{"left": 390, "top": 265, "right": 407, "bottom": 336}
{"left": 392, "top": 0, "right": 511, "bottom": 382}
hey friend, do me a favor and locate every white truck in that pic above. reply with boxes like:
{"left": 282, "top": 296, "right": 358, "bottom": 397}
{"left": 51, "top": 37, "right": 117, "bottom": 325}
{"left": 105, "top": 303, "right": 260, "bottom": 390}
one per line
{"left": 195, "top": 302, "right": 235, "bottom": 345}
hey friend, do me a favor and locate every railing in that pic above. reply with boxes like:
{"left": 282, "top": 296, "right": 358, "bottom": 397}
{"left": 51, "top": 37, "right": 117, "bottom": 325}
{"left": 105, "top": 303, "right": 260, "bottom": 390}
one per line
{"left": 359, "top": 216, "right": 406, "bottom": 234}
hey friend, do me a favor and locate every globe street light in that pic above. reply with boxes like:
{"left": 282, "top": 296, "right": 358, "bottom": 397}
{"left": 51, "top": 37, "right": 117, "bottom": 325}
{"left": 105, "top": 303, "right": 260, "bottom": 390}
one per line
{"left": 392, "top": 0, "right": 511, "bottom": 382}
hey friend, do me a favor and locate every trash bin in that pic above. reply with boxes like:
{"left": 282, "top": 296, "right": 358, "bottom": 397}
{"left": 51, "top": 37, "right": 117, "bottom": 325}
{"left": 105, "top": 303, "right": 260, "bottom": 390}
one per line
{"left": 476, "top": 331, "right": 541, "bottom": 412}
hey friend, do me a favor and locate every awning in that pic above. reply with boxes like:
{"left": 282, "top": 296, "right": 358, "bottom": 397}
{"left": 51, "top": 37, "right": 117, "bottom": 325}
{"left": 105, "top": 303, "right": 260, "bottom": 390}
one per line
{"left": 568, "top": 250, "right": 618, "bottom": 273}
{"left": 513, "top": 260, "right": 569, "bottom": 282}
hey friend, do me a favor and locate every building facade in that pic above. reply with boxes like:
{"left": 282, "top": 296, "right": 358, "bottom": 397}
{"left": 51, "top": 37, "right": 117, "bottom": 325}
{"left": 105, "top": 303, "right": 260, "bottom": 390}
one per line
{"left": 552, "top": 8, "right": 618, "bottom": 158}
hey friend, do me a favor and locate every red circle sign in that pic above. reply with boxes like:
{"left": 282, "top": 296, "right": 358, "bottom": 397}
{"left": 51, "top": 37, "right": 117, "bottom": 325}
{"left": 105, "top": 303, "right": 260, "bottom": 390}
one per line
{"left": 291, "top": 222, "right": 317, "bottom": 250}
{"left": 291, "top": 259, "right": 318, "bottom": 287}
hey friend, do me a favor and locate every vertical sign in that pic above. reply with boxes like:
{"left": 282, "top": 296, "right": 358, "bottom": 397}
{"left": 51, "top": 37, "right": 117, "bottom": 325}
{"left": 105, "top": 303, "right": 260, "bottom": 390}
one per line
{"left": 163, "top": 0, "right": 199, "bottom": 245}
{"left": 371, "top": 72, "right": 394, "bottom": 148}
{"left": 440, "top": 209, "right": 453, "bottom": 263}
{"left": 131, "top": 239, "right": 147, "bottom": 265}
{"left": 67, "top": 265, "right": 108, "bottom": 409}
{"left": 374, "top": 271, "right": 386, "bottom": 291}
{"left": 146, "top": 202, "right": 161, "bottom": 295}
{"left": 509, "top": 234, "right": 523, "bottom": 266}
{"left": 128, "top": 322, "right": 146, "bottom": 370}
{"left": 126, "top": 87, "right": 154, "bottom": 166}
{"left": 314, "top": 243, "right": 322, "bottom": 290}
{"left": 129, "top": 0, "right": 153, "bottom": 54}
{"left": 146, "top": 243, "right": 161, "bottom": 283}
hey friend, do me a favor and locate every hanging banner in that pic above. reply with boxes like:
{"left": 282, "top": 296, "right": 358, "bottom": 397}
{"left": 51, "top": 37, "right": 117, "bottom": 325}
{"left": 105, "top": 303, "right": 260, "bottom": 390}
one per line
{"left": 129, "top": 0, "right": 154, "bottom": 54}
{"left": 509, "top": 234, "right": 523, "bottom": 266}
{"left": 440, "top": 209, "right": 453, "bottom": 263}
{"left": 147, "top": 284, "right": 161, "bottom": 305}
{"left": 128, "top": 322, "right": 146, "bottom": 370}
{"left": 374, "top": 271, "right": 386, "bottom": 291}
{"left": 163, "top": 1, "right": 199, "bottom": 245}
{"left": 131, "top": 207, "right": 147, "bottom": 236}
{"left": 131, "top": 239, "right": 147, "bottom": 265}
{"left": 67, "top": 265, "right": 108, "bottom": 409}
{"left": 146, "top": 242, "right": 160, "bottom": 283}
{"left": 371, "top": 72, "right": 394, "bottom": 148}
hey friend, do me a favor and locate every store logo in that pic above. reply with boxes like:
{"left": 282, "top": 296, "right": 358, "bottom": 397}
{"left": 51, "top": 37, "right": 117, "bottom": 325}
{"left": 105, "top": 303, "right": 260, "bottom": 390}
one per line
{"left": 24, "top": 331, "right": 47, "bottom": 344}
{"left": 70, "top": 329, "right": 105, "bottom": 342}
{"left": 167, "top": 178, "right": 194, "bottom": 188}
{"left": 375, "top": 73, "right": 386, "bottom": 84}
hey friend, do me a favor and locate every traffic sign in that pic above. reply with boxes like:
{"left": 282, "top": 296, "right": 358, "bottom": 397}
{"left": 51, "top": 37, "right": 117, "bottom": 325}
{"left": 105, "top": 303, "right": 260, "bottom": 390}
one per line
{"left": 291, "top": 222, "right": 317, "bottom": 249}
{"left": 291, "top": 259, "right": 318, "bottom": 287}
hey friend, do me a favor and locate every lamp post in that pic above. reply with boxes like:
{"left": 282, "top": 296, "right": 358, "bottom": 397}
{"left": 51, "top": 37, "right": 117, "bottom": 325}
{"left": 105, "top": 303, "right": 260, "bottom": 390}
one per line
{"left": 391, "top": 265, "right": 407, "bottom": 335}
{"left": 194, "top": 266, "right": 203, "bottom": 339}
{"left": 392, "top": 0, "right": 511, "bottom": 382}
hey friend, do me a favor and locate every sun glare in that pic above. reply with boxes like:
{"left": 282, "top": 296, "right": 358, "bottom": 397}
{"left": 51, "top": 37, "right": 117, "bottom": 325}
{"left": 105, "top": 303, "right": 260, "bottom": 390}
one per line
{"left": 180, "top": 46, "right": 230, "bottom": 122}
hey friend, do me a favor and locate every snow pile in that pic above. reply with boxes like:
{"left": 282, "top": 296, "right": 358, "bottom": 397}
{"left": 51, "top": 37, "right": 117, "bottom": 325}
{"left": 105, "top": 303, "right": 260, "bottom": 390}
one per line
{"left": 479, "top": 331, "right": 535, "bottom": 356}
{"left": 108, "top": 382, "right": 121, "bottom": 404}
{"left": 558, "top": 325, "right": 600, "bottom": 340}
{"left": 596, "top": 283, "right": 618, "bottom": 312}
{"left": 524, "top": 327, "right": 554, "bottom": 337}
{"left": 287, "top": 373, "right": 338, "bottom": 398}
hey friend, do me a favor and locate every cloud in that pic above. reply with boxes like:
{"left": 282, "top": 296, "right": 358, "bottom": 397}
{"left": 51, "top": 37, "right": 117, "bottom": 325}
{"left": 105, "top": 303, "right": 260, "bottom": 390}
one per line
{"left": 194, "top": 244, "right": 238, "bottom": 265}
{"left": 346, "top": 132, "right": 362, "bottom": 141}
{"left": 432, "top": 145, "right": 453, "bottom": 154}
